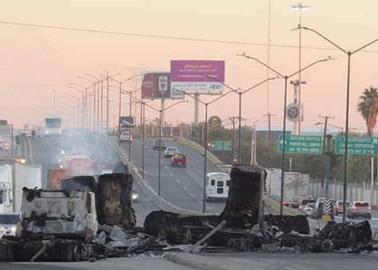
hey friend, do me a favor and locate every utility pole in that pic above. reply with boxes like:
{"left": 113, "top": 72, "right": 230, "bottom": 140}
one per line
{"left": 229, "top": 117, "right": 237, "bottom": 163}
{"left": 319, "top": 114, "right": 334, "bottom": 199}
{"left": 93, "top": 82, "right": 96, "bottom": 131}
{"left": 100, "top": 80, "right": 104, "bottom": 131}
{"left": 11, "top": 124, "right": 16, "bottom": 212}
{"left": 106, "top": 72, "right": 110, "bottom": 131}
{"left": 250, "top": 121, "right": 258, "bottom": 165}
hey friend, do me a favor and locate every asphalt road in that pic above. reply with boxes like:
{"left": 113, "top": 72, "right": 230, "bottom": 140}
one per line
{"left": 0, "top": 257, "right": 196, "bottom": 270}
{"left": 121, "top": 138, "right": 226, "bottom": 214}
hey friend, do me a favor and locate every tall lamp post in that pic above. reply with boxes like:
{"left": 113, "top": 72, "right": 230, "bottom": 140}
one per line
{"left": 140, "top": 100, "right": 187, "bottom": 196}
{"left": 78, "top": 76, "right": 97, "bottom": 131}
{"left": 64, "top": 92, "right": 81, "bottom": 128}
{"left": 84, "top": 74, "right": 103, "bottom": 131}
{"left": 110, "top": 74, "right": 143, "bottom": 161}
{"left": 291, "top": 2, "right": 310, "bottom": 134}
{"left": 295, "top": 25, "right": 378, "bottom": 222}
{"left": 69, "top": 83, "right": 89, "bottom": 130}
{"left": 109, "top": 84, "right": 140, "bottom": 162}
{"left": 178, "top": 89, "right": 241, "bottom": 213}
{"left": 241, "top": 53, "right": 333, "bottom": 215}
{"left": 208, "top": 76, "right": 277, "bottom": 163}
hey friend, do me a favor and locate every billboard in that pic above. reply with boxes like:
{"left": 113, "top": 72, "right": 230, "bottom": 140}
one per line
{"left": 141, "top": 72, "right": 184, "bottom": 100}
{"left": 170, "top": 60, "right": 225, "bottom": 95}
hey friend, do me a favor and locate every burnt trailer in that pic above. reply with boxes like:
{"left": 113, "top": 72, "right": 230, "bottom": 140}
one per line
{"left": 144, "top": 165, "right": 309, "bottom": 249}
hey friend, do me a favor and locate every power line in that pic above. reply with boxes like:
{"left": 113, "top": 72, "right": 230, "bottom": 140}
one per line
{"left": 1, "top": 20, "right": 378, "bottom": 54}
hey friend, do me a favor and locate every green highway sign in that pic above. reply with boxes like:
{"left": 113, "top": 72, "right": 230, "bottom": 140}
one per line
{"left": 335, "top": 136, "right": 378, "bottom": 155}
{"left": 210, "top": 140, "right": 232, "bottom": 151}
{"left": 278, "top": 135, "right": 323, "bottom": 154}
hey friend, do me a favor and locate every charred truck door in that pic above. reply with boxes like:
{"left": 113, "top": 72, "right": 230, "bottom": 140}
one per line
{"left": 96, "top": 173, "right": 136, "bottom": 227}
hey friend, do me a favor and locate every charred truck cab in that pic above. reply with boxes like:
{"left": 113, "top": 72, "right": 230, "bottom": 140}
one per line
{"left": 15, "top": 188, "right": 98, "bottom": 261}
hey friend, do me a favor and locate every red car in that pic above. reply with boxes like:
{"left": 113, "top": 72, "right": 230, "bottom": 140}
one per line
{"left": 171, "top": 153, "right": 186, "bottom": 168}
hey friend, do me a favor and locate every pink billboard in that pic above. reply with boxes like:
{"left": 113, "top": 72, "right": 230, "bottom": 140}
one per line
{"left": 171, "top": 60, "right": 225, "bottom": 82}
{"left": 170, "top": 60, "right": 225, "bottom": 94}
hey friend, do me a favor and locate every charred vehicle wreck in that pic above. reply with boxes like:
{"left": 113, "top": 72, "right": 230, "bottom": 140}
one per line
{"left": 0, "top": 166, "right": 377, "bottom": 262}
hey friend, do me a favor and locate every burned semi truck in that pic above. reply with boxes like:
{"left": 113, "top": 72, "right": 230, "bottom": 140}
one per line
{"left": 13, "top": 188, "right": 99, "bottom": 262}
{"left": 61, "top": 173, "right": 136, "bottom": 228}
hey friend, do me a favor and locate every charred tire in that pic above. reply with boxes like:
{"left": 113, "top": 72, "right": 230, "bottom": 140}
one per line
{"left": 64, "top": 244, "right": 81, "bottom": 262}
{"left": 321, "top": 239, "right": 335, "bottom": 252}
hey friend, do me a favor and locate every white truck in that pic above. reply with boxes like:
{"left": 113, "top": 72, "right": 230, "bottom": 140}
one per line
{"left": 265, "top": 168, "right": 310, "bottom": 201}
{"left": 0, "top": 163, "right": 42, "bottom": 214}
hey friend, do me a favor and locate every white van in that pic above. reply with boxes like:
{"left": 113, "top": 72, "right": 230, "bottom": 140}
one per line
{"left": 206, "top": 172, "right": 230, "bottom": 202}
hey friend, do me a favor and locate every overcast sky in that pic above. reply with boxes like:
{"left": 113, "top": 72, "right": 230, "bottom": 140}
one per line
{"left": 0, "top": 0, "right": 377, "bottom": 132}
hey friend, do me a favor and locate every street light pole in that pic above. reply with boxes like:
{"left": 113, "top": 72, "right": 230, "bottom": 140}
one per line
{"left": 296, "top": 25, "right": 378, "bottom": 222}
{"left": 158, "top": 110, "right": 162, "bottom": 196}
{"left": 129, "top": 92, "right": 132, "bottom": 162}
{"left": 93, "top": 82, "right": 96, "bottom": 131}
{"left": 118, "top": 82, "right": 122, "bottom": 135}
{"left": 142, "top": 101, "right": 145, "bottom": 179}
{"left": 280, "top": 76, "right": 288, "bottom": 215}
{"left": 203, "top": 103, "right": 208, "bottom": 212}
{"left": 208, "top": 76, "right": 277, "bottom": 163}
{"left": 238, "top": 92, "right": 242, "bottom": 163}
{"left": 106, "top": 72, "right": 110, "bottom": 131}
{"left": 241, "top": 53, "right": 332, "bottom": 216}
{"left": 178, "top": 88, "right": 245, "bottom": 213}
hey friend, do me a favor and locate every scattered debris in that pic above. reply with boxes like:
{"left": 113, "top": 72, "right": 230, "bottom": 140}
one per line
{"left": 0, "top": 168, "right": 377, "bottom": 262}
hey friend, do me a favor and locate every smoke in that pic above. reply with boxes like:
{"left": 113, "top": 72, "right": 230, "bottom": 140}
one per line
{"left": 38, "top": 130, "right": 121, "bottom": 187}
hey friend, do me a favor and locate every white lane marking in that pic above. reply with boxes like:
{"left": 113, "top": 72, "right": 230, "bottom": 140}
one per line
{"left": 164, "top": 166, "right": 168, "bottom": 170}
{"left": 183, "top": 186, "right": 188, "bottom": 191}
{"left": 190, "top": 193, "right": 195, "bottom": 198}
{"left": 175, "top": 178, "right": 181, "bottom": 183}
{"left": 169, "top": 172, "right": 174, "bottom": 176}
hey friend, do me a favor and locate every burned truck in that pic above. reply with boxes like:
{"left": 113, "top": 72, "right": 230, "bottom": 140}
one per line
{"left": 14, "top": 188, "right": 98, "bottom": 261}
{"left": 61, "top": 173, "right": 136, "bottom": 228}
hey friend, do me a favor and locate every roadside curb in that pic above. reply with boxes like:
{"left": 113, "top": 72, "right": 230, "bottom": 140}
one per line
{"left": 164, "top": 253, "right": 229, "bottom": 270}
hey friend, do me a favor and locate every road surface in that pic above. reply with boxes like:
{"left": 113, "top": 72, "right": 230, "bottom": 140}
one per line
{"left": 121, "top": 138, "right": 226, "bottom": 214}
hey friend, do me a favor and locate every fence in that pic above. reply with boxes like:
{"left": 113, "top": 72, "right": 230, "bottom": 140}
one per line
{"left": 309, "top": 180, "right": 378, "bottom": 207}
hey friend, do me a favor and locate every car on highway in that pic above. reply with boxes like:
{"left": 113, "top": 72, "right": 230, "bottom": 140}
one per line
{"left": 164, "top": 146, "right": 179, "bottom": 158}
{"left": 153, "top": 139, "right": 167, "bottom": 151}
{"left": 347, "top": 201, "right": 371, "bottom": 219}
{"left": 171, "top": 153, "right": 186, "bottom": 167}
{"left": 298, "top": 198, "right": 316, "bottom": 212}
{"left": 119, "top": 130, "right": 133, "bottom": 143}
{"left": 334, "top": 200, "right": 351, "bottom": 215}
{"left": 0, "top": 213, "right": 20, "bottom": 237}
{"left": 288, "top": 199, "right": 300, "bottom": 208}
{"left": 302, "top": 203, "right": 315, "bottom": 216}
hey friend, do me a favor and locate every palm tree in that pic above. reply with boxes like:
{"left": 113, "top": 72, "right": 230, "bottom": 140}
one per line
{"left": 357, "top": 86, "right": 378, "bottom": 136}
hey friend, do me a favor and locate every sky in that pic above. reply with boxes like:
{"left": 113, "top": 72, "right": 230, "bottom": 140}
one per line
{"left": 0, "top": 0, "right": 377, "bottom": 132}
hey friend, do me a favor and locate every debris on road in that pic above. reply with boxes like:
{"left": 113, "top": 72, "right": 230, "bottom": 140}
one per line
{"left": 0, "top": 167, "right": 377, "bottom": 262}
